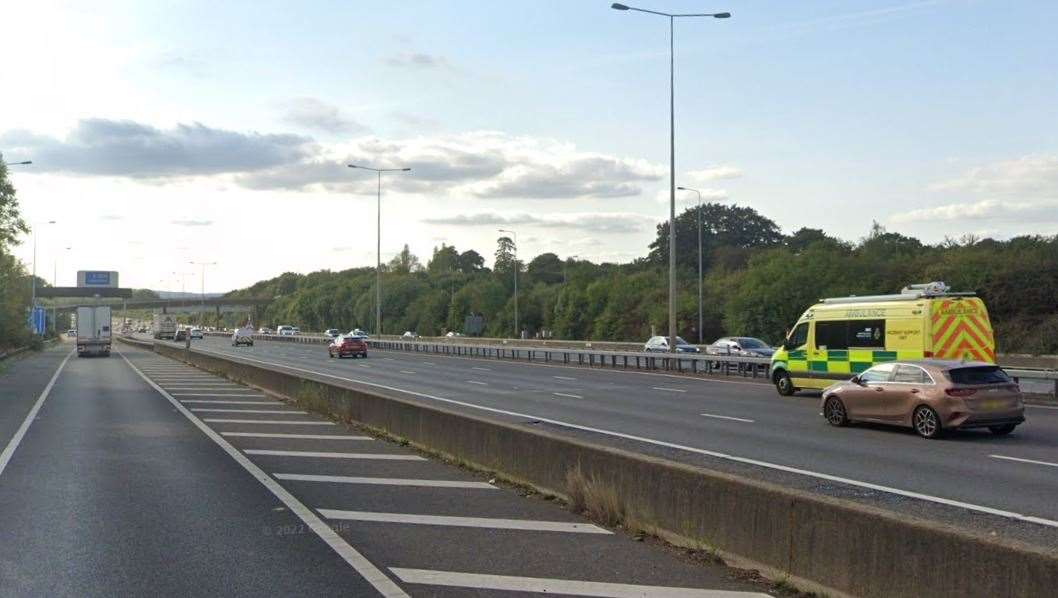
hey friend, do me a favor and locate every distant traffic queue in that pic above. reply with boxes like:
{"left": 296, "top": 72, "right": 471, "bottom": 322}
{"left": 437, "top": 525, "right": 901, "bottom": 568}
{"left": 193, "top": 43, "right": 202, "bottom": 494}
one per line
{"left": 770, "top": 282, "right": 995, "bottom": 396}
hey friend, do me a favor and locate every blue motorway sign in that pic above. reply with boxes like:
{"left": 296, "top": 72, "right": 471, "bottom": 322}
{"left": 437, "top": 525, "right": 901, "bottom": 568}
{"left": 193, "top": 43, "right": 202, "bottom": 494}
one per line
{"left": 28, "top": 307, "right": 46, "bottom": 335}
{"left": 85, "top": 271, "right": 111, "bottom": 285}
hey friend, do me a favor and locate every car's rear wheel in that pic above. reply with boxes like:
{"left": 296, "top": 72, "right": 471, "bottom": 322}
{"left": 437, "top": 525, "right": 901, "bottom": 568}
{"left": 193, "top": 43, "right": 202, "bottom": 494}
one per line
{"left": 913, "top": 405, "right": 943, "bottom": 439}
{"left": 988, "top": 424, "right": 1017, "bottom": 436}
{"left": 775, "top": 371, "right": 795, "bottom": 396}
{"left": 824, "top": 396, "right": 848, "bottom": 426}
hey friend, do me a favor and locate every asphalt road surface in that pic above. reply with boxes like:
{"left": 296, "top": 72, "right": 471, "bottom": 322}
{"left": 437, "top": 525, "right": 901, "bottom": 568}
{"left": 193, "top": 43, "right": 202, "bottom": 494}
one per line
{"left": 0, "top": 340, "right": 772, "bottom": 598}
{"left": 156, "top": 334, "right": 1058, "bottom": 549}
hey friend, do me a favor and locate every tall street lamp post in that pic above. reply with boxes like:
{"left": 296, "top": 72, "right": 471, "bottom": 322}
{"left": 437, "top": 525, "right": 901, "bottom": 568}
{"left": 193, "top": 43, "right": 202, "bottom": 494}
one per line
{"left": 348, "top": 164, "right": 412, "bottom": 336}
{"left": 189, "top": 261, "right": 217, "bottom": 325}
{"left": 498, "top": 229, "right": 519, "bottom": 339}
{"left": 611, "top": 3, "right": 729, "bottom": 352}
{"left": 677, "top": 186, "right": 705, "bottom": 344}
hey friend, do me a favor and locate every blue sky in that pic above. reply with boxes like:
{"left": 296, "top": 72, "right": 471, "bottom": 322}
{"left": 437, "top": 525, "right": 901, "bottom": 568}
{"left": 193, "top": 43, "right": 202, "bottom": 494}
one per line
{"left": 2, "top": 0, "right": 1057, "bottom": 291}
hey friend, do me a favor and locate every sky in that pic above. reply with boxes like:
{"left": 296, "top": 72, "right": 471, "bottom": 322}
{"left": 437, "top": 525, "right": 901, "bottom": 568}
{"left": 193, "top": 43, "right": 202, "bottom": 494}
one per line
{"left": 2, "top": 0, "right": 1056, "bottom": 293}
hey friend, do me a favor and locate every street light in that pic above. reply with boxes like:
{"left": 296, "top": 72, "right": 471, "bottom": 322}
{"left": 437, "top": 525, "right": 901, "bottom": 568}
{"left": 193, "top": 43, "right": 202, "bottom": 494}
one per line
{"left": 612, "top": 3, "right": 729, "bottom": 353}
{"left": 52, "top": 246, "right": 71, "bottom": 333}
{"left": 348, "top": 163, "right": 412, "bottom": 336}
{"left": 498, "top": 229, "right": 519, "bottom": 339}
{"left": 189, "top": 261, "right": 217, "bottom": 325}
{"left": 677, "top": 186, "right": 705, "bottom": 344}
{"left": 30, "top": 220, "right": 56, "bottom": 333}
{"left": 2, "top": 160, "right": 32, "bottom": 166}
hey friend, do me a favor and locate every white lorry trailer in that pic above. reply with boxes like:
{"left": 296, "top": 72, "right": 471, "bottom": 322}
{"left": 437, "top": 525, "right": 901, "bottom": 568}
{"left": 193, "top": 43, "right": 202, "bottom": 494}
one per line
{"left": 152, "top": 313, "right": 177, "bottom": 340}
{"left": 76, "top": 305, "right": 112, "bottom": 357}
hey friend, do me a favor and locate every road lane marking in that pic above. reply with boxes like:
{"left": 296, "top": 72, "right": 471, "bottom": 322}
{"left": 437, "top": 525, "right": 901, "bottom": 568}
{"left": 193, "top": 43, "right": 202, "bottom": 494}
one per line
{"left": 388, "top": 569, "right": 767, "bottom": 597}
{"left": 173, "top": 393, "right": 264, "bottom": 397}
{"left": 652, "top": 386, "right": 686, "bottom": 393}
{"left": 319, "top": 510, "right": 610, "bottom": 534}
{"left": 700, "top": 413, "right": 755, "bottom": 423}
{"left": 0, "top": 350, "right": 75, "bottom": 479}
{"left": 991, "top": 455, "right": 1058, "bottom": 468}
{"left": 164, "top": 387, "right": 247, "bottom": 390}
{"left": 1027, "top": 404, "right": 1058, "bottom": 411}
{"left": 399, "top": 370, "right": 416, "bottom": 375}
{"left": 203, "top": 419, "right": 335, "bottom": 425}
{"left": 181, "top": 400, "right": 277, "bottom": 405}
{"left": 119, "top": 352, "right": 409, "bottom": 597}
{"left": 472, "top": 367, "right": 492, "bottom": 371}
{"left": 193, "top": 347, "right": 1058, "bottom": 529}
{"left": 245, "top": 450, "right": 423, "bottom": 461}
{"left": 552, "top": 376, "right": 577, "bottom": 381}
{"left": 191, "top": 408, "right": 305, "bottom": 414}
{"left": 421, "top": 362, "right": 435, "bottom": 366}
{"left": 553, "top": 393, "right": 583, "bottom": 399}
{"left": 223, "top": 432, "right": 371, "bottom": 440}
{"left": 358, "top": 364, "right": 372, "bottom": 368}
{"left": 275, "top": 473, "right": 496, "bottom": 489}
{"left": 466, "top": 380, "right": 487, "bottom": 385}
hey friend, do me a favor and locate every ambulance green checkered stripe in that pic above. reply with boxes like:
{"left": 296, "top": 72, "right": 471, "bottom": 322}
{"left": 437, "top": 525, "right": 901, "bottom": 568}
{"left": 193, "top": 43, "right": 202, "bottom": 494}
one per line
{"left": 787, "top": 350, "right": 806, "bottom": 360}
{"left": 872, "top": 351, "right": 898, "bottom": 361}
{"left": 826, "top": 350, "right": 848, "bottom": 362}
{"left": 851, "top": 361, "right": 872, "bottom": 373}
{"left": 809, "top": 360, "right": 828, "bottom": 372}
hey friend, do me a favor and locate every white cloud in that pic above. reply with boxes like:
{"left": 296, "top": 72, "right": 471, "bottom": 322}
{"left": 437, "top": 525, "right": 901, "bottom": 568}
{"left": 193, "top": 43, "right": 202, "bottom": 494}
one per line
{"left": 422, "top": 212, "right": 653, "bottom": 234}
{"left": 279, "top": 98, "right": 368, "bottom": 135}
{"left": 685, "top": 165, "right": 743, "bottom": 182}
{"left": 384, "top": 52, "right": 452, "bottom": 70}
{"left": 929, "top": 154, "right": 1058, "bottom": 197}
{"left": 890, "top": 199, "right": 1058, "bottom": 224}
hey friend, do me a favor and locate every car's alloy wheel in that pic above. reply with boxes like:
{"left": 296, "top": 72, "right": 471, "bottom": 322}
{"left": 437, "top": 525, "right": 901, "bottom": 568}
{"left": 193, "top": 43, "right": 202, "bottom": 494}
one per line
{"left": 824, "top": 396, "right": 848, "bottom": 426}
{"left": 913, "top": 405, "right": 942, "bottom": 439}
{"left": 775, "top": 371, "right": 794, "bottom": 396}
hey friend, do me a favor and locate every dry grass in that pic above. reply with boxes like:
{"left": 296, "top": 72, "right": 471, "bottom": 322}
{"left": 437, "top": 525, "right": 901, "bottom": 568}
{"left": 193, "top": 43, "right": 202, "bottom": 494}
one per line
{"left": 565, "top": 466, "right": 625, "bottom": 527}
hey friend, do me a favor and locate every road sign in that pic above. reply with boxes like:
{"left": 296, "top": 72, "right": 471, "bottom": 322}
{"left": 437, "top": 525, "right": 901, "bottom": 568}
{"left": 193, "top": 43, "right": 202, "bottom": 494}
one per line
{"left": 28, "top": 307, "right": 46, "bottom": 335}
{"left": 78, "top": 271, "right": 119, "bottom": 288}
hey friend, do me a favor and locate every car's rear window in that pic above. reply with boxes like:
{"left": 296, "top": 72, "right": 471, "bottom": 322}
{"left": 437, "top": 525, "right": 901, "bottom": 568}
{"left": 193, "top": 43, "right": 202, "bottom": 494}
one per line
{"left": 946, "top": 366, "right": 1010, "bottom": 385}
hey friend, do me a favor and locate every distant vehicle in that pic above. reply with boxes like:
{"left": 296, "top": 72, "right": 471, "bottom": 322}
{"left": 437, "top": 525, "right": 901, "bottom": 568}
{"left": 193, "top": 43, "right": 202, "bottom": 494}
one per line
{"left": 76, "top": 305, "right": 112, "bottom": 357}
{"left": 329, "top": 334, "right": 368, "bottom": 359}
{"left": 189, "top": 328, "right": 203, "bottom": 339}
{"left": 174, "top": 329, "right": 189, "bottom": 342}
{"left": 232, "top": 326, "right": 255, "bottom": 347}
{"left": 643, "top": 335, "right": 699, "bottom": 353}
{"left": 291, "top": 327, "right": 300, "bottom": 335}
{"left": 66, "top": 328, "right": 76, "bottom": 337}
{"left": 152, "top": 313, "right": 177, "bottom": 340}
{"left": 277, "top": 325, "right": 296, "bottom": 336}
{"left": 324, "top": 329, "right": 341, "bottom": 338}
{"left": 350, "top": 328, "right": 369, "bottom": 338}
{"left": 401, "top": 331, "right": 418, "bottom": 339}
{"left": 821, "top": 361, "right": 1024, "bottom": 439}
{"left": 771, "top": 282, "right": 997, "bottom": 396}
{"left": 137, "top": 327, "right": 147, "bottom": 333}
{"left": 258, "top": 327, "right": 273, "bottom": 335}
{"left": 445, "top": 331, "right": 463, "bottom": 338}
{"left": 707, "top": 337, "right": 774, "bottom": 358}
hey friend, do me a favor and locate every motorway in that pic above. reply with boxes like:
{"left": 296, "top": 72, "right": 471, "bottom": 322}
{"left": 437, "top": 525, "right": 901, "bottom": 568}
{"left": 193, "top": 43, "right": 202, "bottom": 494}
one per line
{"left": 159, "top": 334, "right": 1058, "bottom": 549}
{"left": 0, "top": 340, "right": 772, "bottom": 597}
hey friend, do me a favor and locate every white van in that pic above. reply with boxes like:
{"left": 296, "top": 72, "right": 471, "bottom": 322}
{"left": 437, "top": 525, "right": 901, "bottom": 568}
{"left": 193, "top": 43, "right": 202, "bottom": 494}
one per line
{"left": 232, "top": 326, "right": 255, "bottom": 347}
{"left": 276, "top": 325, "right": 296, "bottom": 336}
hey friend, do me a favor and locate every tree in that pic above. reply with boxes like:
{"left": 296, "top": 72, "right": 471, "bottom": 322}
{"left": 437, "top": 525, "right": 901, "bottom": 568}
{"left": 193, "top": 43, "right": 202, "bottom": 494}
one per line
{"left": 457, "top": 249, "right": 486, "bottom": 274}
{"left": 427, "top": 244, "right": 460, "bottom": 275}
{"left": 494, "top": 236, "right": 516, "bottom": 274}
{"left": 0, "top": 158, "right": 31, "bottom": 349}
{"left": 388, "top": 244, "right": 422, "bottom": 274}
{"left": 0, "top": 160, "right": 29, "bottom": 250}
{"left": 527, "top": 252, "right": 563, "bottom": 285}
{"left": 648, "top": 203, "right": 783, "bottom": 271}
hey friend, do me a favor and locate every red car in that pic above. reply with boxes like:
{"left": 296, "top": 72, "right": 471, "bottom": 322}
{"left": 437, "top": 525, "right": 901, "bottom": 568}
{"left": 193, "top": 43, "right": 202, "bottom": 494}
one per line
{"left": 328, "top": 335, "right": 368, "bottom": 359}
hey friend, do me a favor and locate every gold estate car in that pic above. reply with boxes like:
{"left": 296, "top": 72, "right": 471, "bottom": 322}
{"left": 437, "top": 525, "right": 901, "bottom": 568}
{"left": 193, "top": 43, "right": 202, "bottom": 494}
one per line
{"left": 820, "top": 360, "right": 1025, "bottom": 439}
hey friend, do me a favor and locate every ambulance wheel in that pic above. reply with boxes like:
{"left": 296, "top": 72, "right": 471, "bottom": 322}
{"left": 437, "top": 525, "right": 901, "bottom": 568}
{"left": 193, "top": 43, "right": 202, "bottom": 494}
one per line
{"left": 775, "top": 371, "right": 795, "bottom": 396}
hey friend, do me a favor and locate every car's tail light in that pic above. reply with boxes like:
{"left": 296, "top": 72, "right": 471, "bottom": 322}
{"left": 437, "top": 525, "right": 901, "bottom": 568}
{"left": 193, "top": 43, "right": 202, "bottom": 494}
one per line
{"left": 923, "top": 351, "right": 933, "bottom": 358}
{"left": 945, "top": 388, "right": 977, "bottom": 397}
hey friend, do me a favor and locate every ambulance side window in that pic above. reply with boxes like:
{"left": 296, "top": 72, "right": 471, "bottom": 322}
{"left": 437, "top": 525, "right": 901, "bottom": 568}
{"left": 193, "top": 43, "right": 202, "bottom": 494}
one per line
{"left": 815, "top": 321, "right": 849, "bottom": 350}
{"left": 787, "top": 323, "right": 809, "bottom": 349}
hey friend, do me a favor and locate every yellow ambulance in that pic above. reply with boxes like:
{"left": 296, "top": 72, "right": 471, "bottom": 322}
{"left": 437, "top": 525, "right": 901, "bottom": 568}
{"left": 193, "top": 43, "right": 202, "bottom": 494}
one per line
{"left": 770, "top": 282, "right": 996, "bottom": 395}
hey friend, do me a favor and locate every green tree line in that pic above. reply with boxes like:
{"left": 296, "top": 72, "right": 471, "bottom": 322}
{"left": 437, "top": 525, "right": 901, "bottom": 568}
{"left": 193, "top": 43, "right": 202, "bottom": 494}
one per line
{"left": 228, "top": 206, "right": 1058, "bottom": 354}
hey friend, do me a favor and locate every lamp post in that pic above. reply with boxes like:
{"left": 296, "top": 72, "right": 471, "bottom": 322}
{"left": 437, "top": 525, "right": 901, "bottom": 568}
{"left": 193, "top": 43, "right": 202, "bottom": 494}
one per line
{"left": 498, "top": 229, "right": 519, "bottom": 339}
{"left": 51, "top": 246, "right": 70, "bottom": 333}
{"left": 188, "top": 261, "right": 216, "bottom": 325}
{"left": 30, "top": 220, "right": 56, "bottom": 333}
{"left": 611, "top": 3, "right": 729, "bottom": 352}
{"left": 348, "top": 163, "right": 412, "bottom": 336}
{"left": 677, "top": 186, "right": 705, "bottom": 344}
{"left": 3, "top": 160, "right": 32, "bottom": 166}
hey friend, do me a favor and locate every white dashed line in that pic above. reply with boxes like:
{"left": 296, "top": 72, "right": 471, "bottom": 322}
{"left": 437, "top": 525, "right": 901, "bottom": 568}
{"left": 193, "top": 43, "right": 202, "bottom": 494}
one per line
{"left": 223, "top": 433, "right": 371, "bottom": 440}
{"left": 553, "top": 375, "right": 577, "bottom": 381}
{"left": 553, "top": 392, "right": 583, "bottom": 399}
{"left": 191, "top": 408, "right": 305, "bottom": 414}
{"left": 245, "top": 449, "right": 423, "bottom": 460}
{"left": 472, "top": 366, "right": 492, "bottom": 371}
{"left": 652, "top": 387, "right": 686, "bottom": 393}
{"left": 991, "top": 455, "right": 1058, "bottom": 468}
{"left": 466, "top": 380, "right": 488, "bottom": 386}
{"left": 275, "top": 473, "right": 495, "bottom": 489}
{"left": 203, "top": 419, "right": 335, "bottom": 425}
{"left": 700, "top": 413, "right": 755, "bottom": 423}
{"left": 400, "top": 370, "right": 416, "bottom": 375}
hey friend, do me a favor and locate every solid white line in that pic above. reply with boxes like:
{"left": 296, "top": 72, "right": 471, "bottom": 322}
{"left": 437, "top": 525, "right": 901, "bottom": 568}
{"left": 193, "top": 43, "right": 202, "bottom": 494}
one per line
{"left": 991, "top": 454, "right": 1058, "bottom": 468}
{"left": 276, "top": 473, "right": 496, "bottom": 489}
{"left": 223, "top": 432, "right": 371, "bottom": 440}
{"left": 1027, "top": 404, "right": 1058, "bottom": 411}
{"left": 652, "top": 386, "right": 686, "bottom": 393}
{"left": 118, "top": 352, "right": 408, "bottom": 597}
{"left": 553, "top": 375, "right": 577, "bottom": 381}
{"left": 191, "top": 408, "right": 305, "bottom": 414}
{"left": 388, "top": 569, "right": 767, "bottom": 597}
{"left": 553, "top": 392, "right": 583, "bottom": 399}
{"left": 319, "top": 510, "right": 610, "bottom": 534}
{"left": 203, "top": 419, "right": 335, "bottom": 425}
{"left": 164, "top": 387, "right": 246, "bottom": 390}
{"left": 700, "top": 413, "right": 755, "bottom": 423}
{"left": 399, "top": 370, "right": 416, "bottom": 374}
{"left": 194, "top": 347, "right": 1058, "bottom": 529}
{"left": 173, "top": 393, "right": 264, "bottom": 397}
{"left": 0, "top": 350, "right": 74, "bottom": 478}
{"left": 181, "top": 400, "right": 277, "bottom": 405}
{"left": 245, "top": 449, "right": 423, "bottom": 461}
{"left": 466, "top": 380, "right": 487, "bottom": 386}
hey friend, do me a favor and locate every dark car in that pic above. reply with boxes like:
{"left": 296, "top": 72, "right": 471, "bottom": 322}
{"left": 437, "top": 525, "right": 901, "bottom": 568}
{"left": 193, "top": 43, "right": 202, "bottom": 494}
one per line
{"left": 707, "top": 336, "right": 774, "bottom": 358}
{"left": 329, "top": 335, "right": 368, "bottom": 359}
{"left": 174, "top": 329, "right": 189, "bottom": 342}
{"left": 821, "top": 360, "right": 1025, "bottom": 439}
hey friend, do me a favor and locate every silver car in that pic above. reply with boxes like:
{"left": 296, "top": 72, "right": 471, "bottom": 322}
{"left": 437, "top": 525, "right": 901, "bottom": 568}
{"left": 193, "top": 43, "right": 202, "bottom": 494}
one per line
{"left": 707, "top": 337, "right": 774, "bottom": 358}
